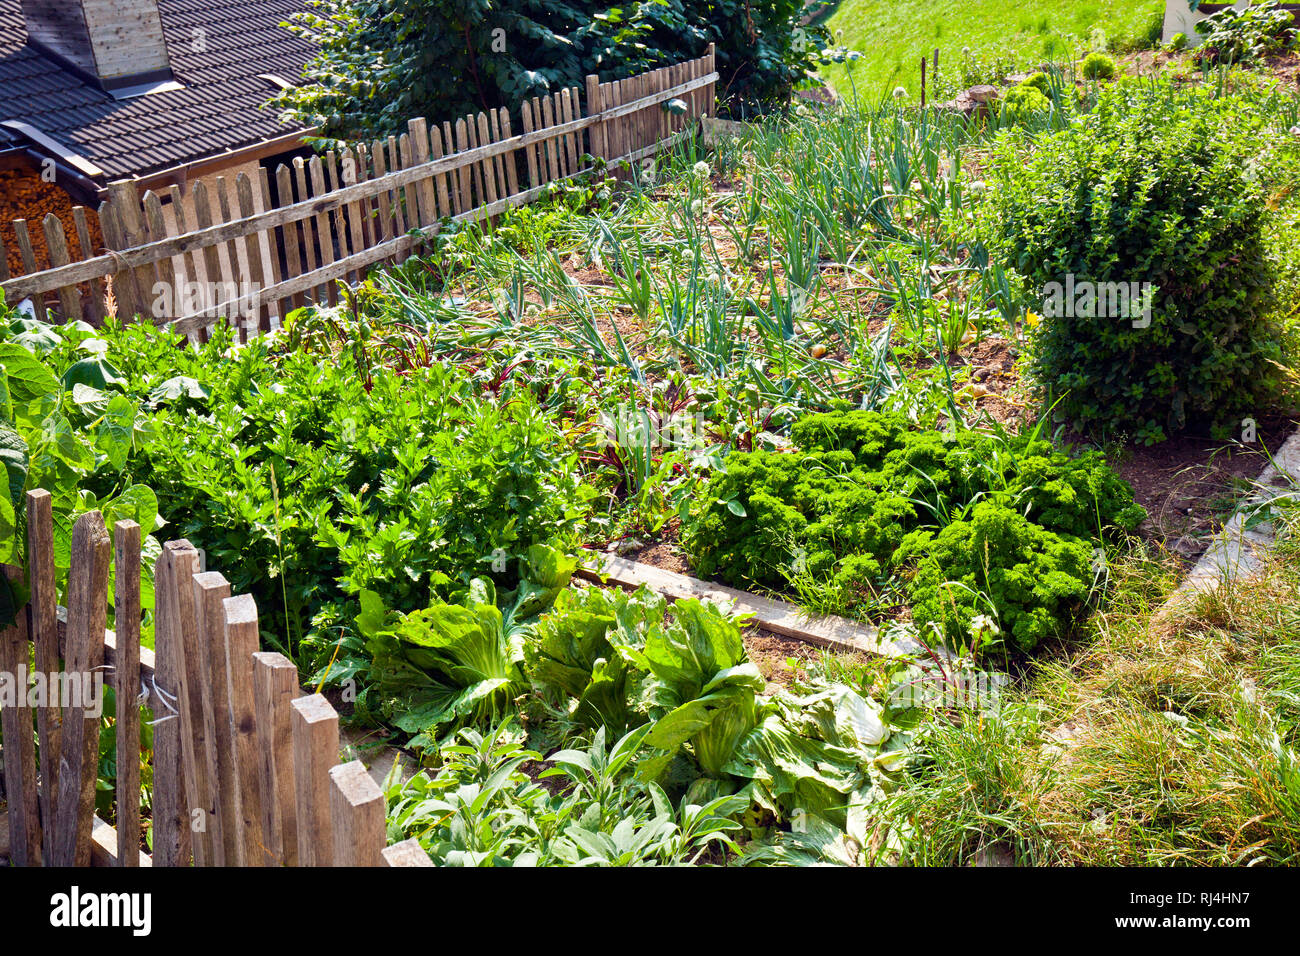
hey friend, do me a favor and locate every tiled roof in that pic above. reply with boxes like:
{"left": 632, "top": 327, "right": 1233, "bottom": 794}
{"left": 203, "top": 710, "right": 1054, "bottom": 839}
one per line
{"left": 0, "top": 0, "right": 314, "bottom": 181}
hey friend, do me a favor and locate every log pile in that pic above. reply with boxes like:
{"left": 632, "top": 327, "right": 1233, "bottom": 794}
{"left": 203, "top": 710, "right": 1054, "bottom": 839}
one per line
{"left": 0, "top": 168, "right": 104, "bottom": 280}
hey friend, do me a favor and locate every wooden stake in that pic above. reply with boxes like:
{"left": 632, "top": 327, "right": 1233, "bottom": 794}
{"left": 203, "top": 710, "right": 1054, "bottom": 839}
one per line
{"left": 382, "top": 838, "right": 435, "bottom": 867}
{"left": 0, "top": 564, "right": 40, "bottom": 865}
{"left": 113, "top": 520, "right": 141, "bottom": 866}
{"left": 25, "top": 490, "right": 59, "bottom": 866}
{"left": 222, "top": 594, "right": 268, "bottom": 865}
{"left": 193, "top": 571, "right": 240, "bottom": 865}
{"left": 51, "top": 511, "right": 109, "bottom": 867}
{"left": 253, "top": 651, "right": 300, "bottom": 866}
{"left": 290, "top": 694, "right": 339, "bottom": 866}
{"left": 150, "top": 540, "right": 191, "bottom": 866}
{"left": 328, "top": 760, "right": 385, "bottom": 867}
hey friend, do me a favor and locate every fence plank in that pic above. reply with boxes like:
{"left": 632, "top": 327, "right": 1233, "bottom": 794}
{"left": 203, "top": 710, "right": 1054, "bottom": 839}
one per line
{"left": 369, "top": 143, "right": 394, "bottom": 245}
{"left": 253, "top": 651, "right": 299, "bottom": 866}
{"left": 440, "top": 122, "right": 461, "bottom": 215}
{"left": 562, "top": 87, "right": 580, "bottom": 173}
{"left": 98, "top": 205, "right": 139, "bottom": 322}
{"left": 585, "top": 76, "right": 605, "bottom": 169}
{"left": 382, "top": 838, "right": 435, "bottom": 867}
{"left": 274, "top": 165, "right": 306, "bottom": 318}
{"left": 190, "top": 180, "right": 224, "bottom": 336}
{"left": 12, "top": 218, "right": 39, "bottom": 275}
{"left": 215, "top": 176, "right": 249, "bottom": 335}
{"left": 325, "top": 152, "right": 355, "bottom": 285}
{"left": 109, "top": 182, "right": 160, "bottom": 321}
{"left": 429, "top": 124, "right": 452, "bottom": 219}
{"left": 384, "top": 137, "right": 405, "bottom": 233}
{"left": 150, "top": 539, "right": 190, "bottom": 866}
{"left": 51, "top": 510, "right": 109, "bottom": 867}
{"left": 167, "top": 540, "right": 216, "bottom": 865}
{"left": 222, "top": 594, "right": 268, "bottom": 865}
{"left": 40, "top": 214, "right": 81, "bottom": 321}
{"left": 141, "top": 192, "right": 176, "bottom": 326}
{"left": 113, "top": 520, "right": 142, "bottom": 867}
{"left": 539, "top": 96, "right": 559, "bottom": 181}
{"left": 193, "top": 570, "right": 241, "bottom": 865}
{"left": 609, "top": 80, "right": 626, "bottom": 173}
{"left": 329, "top": 760, "right": 386, "bottom": 867}
{"left": 164, "top": 186, "right": 203, "bottom": 347}
{"left": 354, "top": 144, "right": 377, "bottom": 251}
{"left": 256, "top": 166, "right": 285, "bottom": 329}
{"left": 486, "top": 109, "right": 506, "bottom": 200}
{"left": 292, "top": 158, "right": 323, "bottom": 303}
{"left": 500, "top": 109, "right": 520, "bottom": 197}
{"left": 397, "top": 134, "right": 420, "bottom": 239}
{"left": 475, "top": 112, "right": 499, "bottom": 207}
{"left": 705, "top": 42, "right": 717, "bottom": 114}
{"left": 24, "top": 490, "right": 59, "bottom": 865}
{"left": 308, "top": 157, "right": 338, "bottom": 305}
{"left": 520, "top": 100, "right": 541, "bottom": 189}
{"left": 463, "top": 115, "right": 485, "bottom": 210}
{"left": 453, "top": 119, "right": 475, "bottom": 212}
{"left": 290, "top": 693, "right": 339, "bottom": 867}
{"left": 235, "top": 174, "right": 269, "bottom": 338}
{"left": 408, "top": 118, "right": 438, "bottom": 231}
{"left": 0, "top": 564, "right": 40, "bottom": 866}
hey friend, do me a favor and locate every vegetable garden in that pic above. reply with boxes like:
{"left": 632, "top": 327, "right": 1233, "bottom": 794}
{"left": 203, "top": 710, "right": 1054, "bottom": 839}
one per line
{"left": 4, "top": 31, "right": 1300, "bottom": 867}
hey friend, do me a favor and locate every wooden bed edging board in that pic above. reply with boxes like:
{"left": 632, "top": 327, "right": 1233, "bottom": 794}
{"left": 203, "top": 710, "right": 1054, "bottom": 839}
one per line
{"left": 578, "top": 555, "right": 948, "bottom": 660}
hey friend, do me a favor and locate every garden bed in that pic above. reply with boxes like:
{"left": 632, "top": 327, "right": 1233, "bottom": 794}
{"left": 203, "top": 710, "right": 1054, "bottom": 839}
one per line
{"left": 3, "top": 44, "right": 1300, "bottom": 866}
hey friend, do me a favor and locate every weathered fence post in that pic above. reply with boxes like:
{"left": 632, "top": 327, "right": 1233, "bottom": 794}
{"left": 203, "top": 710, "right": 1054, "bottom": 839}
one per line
{"left": 113, "top": 520, "right": 142, "bottom": 866}
{"left": 253, "top": 651, "right": 300, "bottom": 865}
{"left": 0, "top": 564, "right": 40, "bottom": 866}
{"left": 51, "top": 511, "right": 109, "bottom": 867}
{"left": 329, "top": 760, "right": 386, "bottom": 867}
{"left": 291, "top": 693, "right": 339, "bottom": 866}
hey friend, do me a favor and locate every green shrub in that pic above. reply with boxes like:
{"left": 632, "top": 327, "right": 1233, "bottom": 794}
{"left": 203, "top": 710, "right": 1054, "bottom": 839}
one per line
{"left": 1020, "top": 71, "right": 1052, "bottom": 94}
{"left": 1167, "top": 32, "right": 1188, "bottom": 52}
{"left": 979, "top": 79, "right": 1285, "bottom": 443}
{"left": 1080, "top": 52, "right": 1117, "bottom": 80}
{"left": 1000, "top": 85, "right": 1052, "bottom": 122}
{"left": 683, "top": 411, "right": 1144, "bottom": 651}
{"left": 896, "top": 501, "right": 1095, "bottom": 652}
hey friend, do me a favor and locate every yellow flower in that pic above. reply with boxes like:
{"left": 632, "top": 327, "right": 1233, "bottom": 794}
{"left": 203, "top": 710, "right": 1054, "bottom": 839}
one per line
{"left": 1025, "top": 310, "right": 1041, "bottom": 329}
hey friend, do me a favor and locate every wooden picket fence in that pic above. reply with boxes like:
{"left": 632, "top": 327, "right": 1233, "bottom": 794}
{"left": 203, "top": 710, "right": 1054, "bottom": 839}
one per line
{"left": 0, "top": 47, "right": 718, "bottom": 345}
{"left": 0, "top": 490, "right": 431, "bottom": 867}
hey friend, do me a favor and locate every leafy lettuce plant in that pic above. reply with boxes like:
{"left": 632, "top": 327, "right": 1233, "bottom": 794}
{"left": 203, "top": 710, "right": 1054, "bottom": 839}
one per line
{"left": 355, "top": 545, "right": 577, "bottom": 748}
{"left": 526, "top": 585, "right": 903, "bottom": 825}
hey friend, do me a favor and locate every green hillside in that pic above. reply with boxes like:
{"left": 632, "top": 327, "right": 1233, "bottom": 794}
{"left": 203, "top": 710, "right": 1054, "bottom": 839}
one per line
{"left": 818, "top": 0, "right": 1165, "bottom": 101}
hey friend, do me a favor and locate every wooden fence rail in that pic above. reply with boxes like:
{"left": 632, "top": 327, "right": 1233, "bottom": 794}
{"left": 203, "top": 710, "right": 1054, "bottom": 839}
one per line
{"left": 0, "top": 491, "right": 432, "bottom": 867}
{"left": 0, "top": 48, "right": 717, "bottom": 346}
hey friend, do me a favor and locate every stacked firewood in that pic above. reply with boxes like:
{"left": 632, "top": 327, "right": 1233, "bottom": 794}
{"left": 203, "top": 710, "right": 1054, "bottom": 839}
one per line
{"left": 0, "top": 167, "right": 104, "bottom": 279}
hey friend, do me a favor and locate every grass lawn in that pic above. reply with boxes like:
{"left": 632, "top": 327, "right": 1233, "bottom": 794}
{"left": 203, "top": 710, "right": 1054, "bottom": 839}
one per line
{"left": 817, "top": 0, "right": 1166, "bottom": 102}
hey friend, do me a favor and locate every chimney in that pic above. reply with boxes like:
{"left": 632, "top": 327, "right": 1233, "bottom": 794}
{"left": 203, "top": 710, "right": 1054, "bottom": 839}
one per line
{"left": 21, "top": 0, "right": 174, "bottom": 93}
